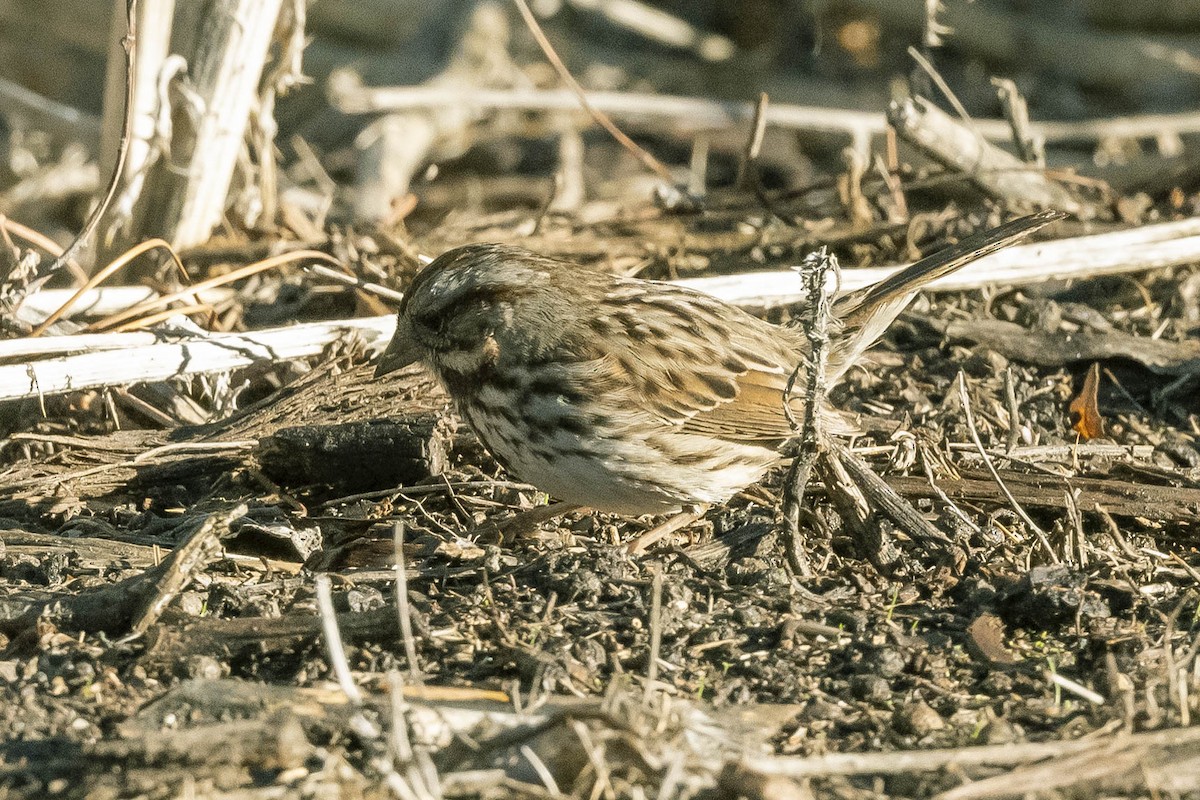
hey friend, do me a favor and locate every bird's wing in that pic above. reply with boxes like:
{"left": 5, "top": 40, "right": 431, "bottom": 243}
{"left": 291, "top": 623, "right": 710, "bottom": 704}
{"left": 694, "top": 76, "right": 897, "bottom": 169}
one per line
{"left": 587, "top": 284, "right": 820, "bottom": 446}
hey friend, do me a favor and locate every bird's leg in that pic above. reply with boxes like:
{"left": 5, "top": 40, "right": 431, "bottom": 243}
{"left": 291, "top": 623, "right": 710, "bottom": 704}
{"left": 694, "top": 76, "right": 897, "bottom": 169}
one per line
{"left": 626, "top": 504, "right": 709, "bottom": 554}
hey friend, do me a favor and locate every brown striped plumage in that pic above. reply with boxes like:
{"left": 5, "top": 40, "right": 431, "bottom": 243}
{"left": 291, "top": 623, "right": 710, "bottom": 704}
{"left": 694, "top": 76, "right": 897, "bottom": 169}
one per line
{"left": 376, "top": 212, "right": 1061, "bottom": 514}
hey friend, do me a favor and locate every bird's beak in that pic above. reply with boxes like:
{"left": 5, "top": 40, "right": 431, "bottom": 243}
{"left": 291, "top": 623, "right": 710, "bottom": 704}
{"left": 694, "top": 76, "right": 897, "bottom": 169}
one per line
{"left": 375, "top": 318, "right": 422, "bottom": 378}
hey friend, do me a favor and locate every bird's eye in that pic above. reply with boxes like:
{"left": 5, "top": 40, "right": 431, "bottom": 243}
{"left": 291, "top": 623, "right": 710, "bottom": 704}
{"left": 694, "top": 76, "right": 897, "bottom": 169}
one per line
{"left": 410, "top": 287, "right": 501, "bottom": 339}
{"left": 414, "top": 311, "right": 449, "bottom": 336}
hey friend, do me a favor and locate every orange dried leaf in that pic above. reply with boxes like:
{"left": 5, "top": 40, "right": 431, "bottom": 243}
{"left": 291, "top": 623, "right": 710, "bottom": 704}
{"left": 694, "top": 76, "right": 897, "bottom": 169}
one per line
{"left": 1069, "top": 362, "right": 1105, "bottom": 440}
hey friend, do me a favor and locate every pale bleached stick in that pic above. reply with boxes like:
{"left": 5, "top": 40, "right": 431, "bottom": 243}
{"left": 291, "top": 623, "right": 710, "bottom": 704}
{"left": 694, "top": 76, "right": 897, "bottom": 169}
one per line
{"left": 331, "top": 80, "right": 886, "bottom": 139}
{"left": 16, "top": 213, "right": 1200, "bottom": 336}
{"left": 9, "top": 218, "right": 1200, "bottom": 400}
{"left": 331, "top": 82, "right": 1200, "bottom": 145}
{"left": 1, "top": 316, "right": 397, "bottom": 402}
{"left": 1, "top": 328, "right": 188, "bottom": 360}
{"left": 678, "top": 216, "right": 1200, "bottom": 308}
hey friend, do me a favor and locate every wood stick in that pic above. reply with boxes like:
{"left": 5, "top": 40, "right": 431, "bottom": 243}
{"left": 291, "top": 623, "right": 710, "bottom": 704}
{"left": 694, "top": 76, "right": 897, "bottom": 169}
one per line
{"left": 0, "top": 316, "right": 396, "bottom": 401}
{"left": 936, "top": 317, "right": 1200, "bottom": 374}
{"left": 889, "top": 96, "right": 1093, "bottom": 217}
{"left": 886, "top": 469, "right": 1200, "bottom": 522}
{"left": 331, "top": 81, "right": 1200, "bottom": 145}
{"left": 678, "top": 217, "right": 1200, "bottom": 309}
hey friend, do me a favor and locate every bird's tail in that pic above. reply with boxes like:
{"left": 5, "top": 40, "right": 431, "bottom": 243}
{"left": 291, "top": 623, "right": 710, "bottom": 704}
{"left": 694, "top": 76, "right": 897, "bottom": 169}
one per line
{"left": 827, "top": 210, "right": 1065, "bottom": 382}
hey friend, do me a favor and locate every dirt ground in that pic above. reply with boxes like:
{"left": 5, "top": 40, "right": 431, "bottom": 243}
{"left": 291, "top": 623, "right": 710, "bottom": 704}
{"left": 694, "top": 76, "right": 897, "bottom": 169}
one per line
{"left": 3, "top": 1, "right": 1200, "bottom": 798}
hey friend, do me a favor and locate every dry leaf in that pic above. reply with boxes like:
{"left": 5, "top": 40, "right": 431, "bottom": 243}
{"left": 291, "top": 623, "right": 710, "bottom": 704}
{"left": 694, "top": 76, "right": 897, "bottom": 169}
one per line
{"left": 967, "top": 612, "right": 1017, "bottom": 665}
{"left": 1069, "top": 362, "right": 1105, "bottom": 440}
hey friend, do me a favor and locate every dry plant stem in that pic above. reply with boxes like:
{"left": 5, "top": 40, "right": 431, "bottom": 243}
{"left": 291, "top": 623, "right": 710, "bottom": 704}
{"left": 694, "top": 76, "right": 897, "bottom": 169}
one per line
{"left": 488, "top": 500, "right": 579, "bottom": 541}
{"left": 0, "top": 75, "right": 101, "bottom": 146}
{"left": 3, "top": 440, "right": 257, "bottom": 493}
{"left": 992, "top": 77, "right": 1045, "bottom": 166}
{"left": 906, "top": 46, "right": 974, "bottom": 124}
{"left": 644, "top": 564, "right": 664, "bottom": 701}
{"left": 382, "top": 671, "right": 434, "bottom": 800}
{"left": 781, "top": 248, "right": 835, "bottom": 578}
{"left": 0, "top": 308, "right": 224, "bottom": 359}
{"left": 17, "top": 286, "right": 201, "bottom": 322}
{"left": 152, "top": 0, "right": 286, "bottom": 249}
{"left": 32, "top": 0, "right": 138, "bottom": 287}
{"left": 110, "top": 303, "right": 212, "bottom": 332}
{"left": 511, "top": 0, "right": 675, "bottom": 184}
{"left": 392, "top": 522, "right": 424, "bottom": 683}
{"left": 889, "top": 96, "right": 1091, "bottom": 217}
{"left": 940, "top": 317, "right": 1200, "bottom": 375}
{"left": 741, "top": 93, "right": 796, "bottom": 226}
{"left": 887, "top": 468, "right": 1200, "bottom": 522}
{"left": 919, "top": 444, "right": 980, "bottom": 534}
{"left": 315, "top": 573, "right": 365, "bottom": 705}
{"left": 564, "top": 0, "right": 733, "bottom": 60}
{"left": 955, "top": 371, "right": 1059, "bottom": 562}
{"left": 738, "top": 92, "right": 769, "bottom": 187}
{"left": 333, "top": 79, "right": 884, "bottom": 139}
{"left": 387, "top": 672, "right": 413, "bottom": 763}
{"left": 87, "top": 248, "right": 342, "bottom": 331}
{"left": 2, "top": 217, "right": 66, "bottom": 258}
{"left": 357, "top": 81, "right": 1200, "bottom": 181}
{"left": 625, "top": 505, "right": 705, "bottom": 554}
{"left": 337, "top": 81, "right": 1200, "bottom": 146}
{"left": 30, "top": 238, "right": 184, "bottom": 336}
{"left": 1003, "top": 367, "right": 1021, "bottom": 452}
{"left": 98, "top": 0, "right": 173, "bottom": 240}
{"left": 815, "top": 447, "right": 873, "bottom": 539}
{"left": 1045, "top": 668, "right": 1104, "bottom": 705}
{"left": 304, "top": 262, "right": 405, "bottom": 302}
{"left": 736, "top": 724, "right": 1200, "bottom": 779}
{"left": 520, "top": 746, "right": 562, "bottom": 797}
{"left": 0, "top": 507, "right": 246, "bottom": 637}
{"left": 0, "top": 528, "right": 299, "bottom": 575}
{"left": 829, "top": 443, "right": 951, "bottom": 548}
{"left": 0, "top": 216, "right": 87, "bottom": 287}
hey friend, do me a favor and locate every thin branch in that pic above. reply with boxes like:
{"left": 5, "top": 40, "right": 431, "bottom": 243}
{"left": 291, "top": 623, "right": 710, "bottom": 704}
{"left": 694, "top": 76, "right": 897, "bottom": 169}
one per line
{"left": 86, "top": 249, "right": 342, "bottom": 331}
{"left": 2, "top": 315, "right": 396, "bottom": 402}
{"left": 677, "top": 216, "right": 1200, "bottom": 309}
{"left": 34, "top": 0, "right": 140, "bottom": 286}
{"left": 644, "top": 563, "right": 664, "bottom": 701}
{"left": 511, "top": 0, "right": 676, "bottom": 184}
{"left": 393, "top": 522, "right": 424, "bottom": 684}
{"left": 315, "top": 573, "right": 364, "bottom": 705}
{"left": 332, "top": 81, "right": 1200, "bottom": 145}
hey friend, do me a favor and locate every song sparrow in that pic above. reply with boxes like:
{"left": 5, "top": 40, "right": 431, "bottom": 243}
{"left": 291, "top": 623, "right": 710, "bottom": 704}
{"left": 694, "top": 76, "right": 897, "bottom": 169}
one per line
{"left": 376, "top": 212, "right": 1061, "bottom": 514}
